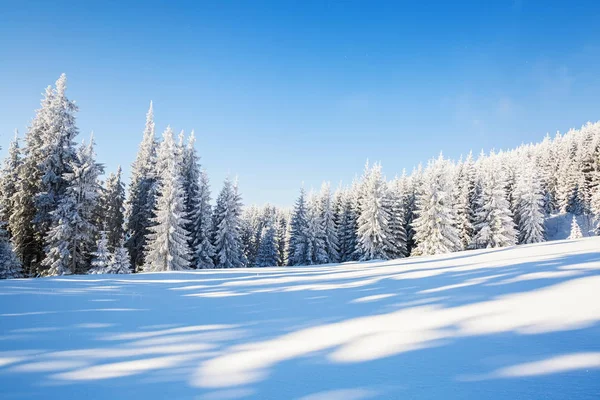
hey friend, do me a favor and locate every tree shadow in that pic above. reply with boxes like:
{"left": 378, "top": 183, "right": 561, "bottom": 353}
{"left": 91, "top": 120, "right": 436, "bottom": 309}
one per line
{"left": 0, "top": 238, "right": 599, "bottom": 399}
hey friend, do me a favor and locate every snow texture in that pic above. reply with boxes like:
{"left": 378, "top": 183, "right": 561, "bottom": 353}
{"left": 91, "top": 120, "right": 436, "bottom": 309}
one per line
{"left": 0, "top": 237, "right": 599, "bottom": 399}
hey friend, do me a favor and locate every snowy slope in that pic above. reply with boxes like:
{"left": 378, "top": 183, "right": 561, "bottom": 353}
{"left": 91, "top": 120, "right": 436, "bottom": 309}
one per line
{"left": 1, "top": 238, "right": 600, "bottom": 399}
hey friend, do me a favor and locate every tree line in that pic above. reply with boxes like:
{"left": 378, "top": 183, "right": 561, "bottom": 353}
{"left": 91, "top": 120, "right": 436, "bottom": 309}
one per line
{"left": 0, "top": 74, "right": 598, "bottom": 278}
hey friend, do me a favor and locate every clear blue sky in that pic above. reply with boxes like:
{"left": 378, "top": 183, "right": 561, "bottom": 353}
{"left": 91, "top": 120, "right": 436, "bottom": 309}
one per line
{"left": 1, "top": 0, "right": 600, "bottom": 206}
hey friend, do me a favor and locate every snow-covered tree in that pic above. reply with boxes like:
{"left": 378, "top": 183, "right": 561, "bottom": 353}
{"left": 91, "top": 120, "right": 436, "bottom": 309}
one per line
{"left": 125, "top": 102, "right": 157, "bottom": 268}
{"left": 213, "top": 178, "right": 246, "bottom": 268}
{"left": 334, "top": 188, "right": 357, "bottom": 262}
{"left": 386, "top": 177, "right": 408, "bottom": 259}
{"left": 274, "top": 209, "right": 289, "bottom": 266}
{"left": 305, "top": 192, "right": 328, "bottom": 265}
{"left": 180, "top": 132, "right": 208, "bottom": 267}
{"left": 516, "top": 165, "right": 546, "bottom": 244}
{"left": 404, "top": 165, "right": 423, "bottom": 255}
{"left": 190, "top": 169, "right": 215, "bottom": 268}
{"left": 287, "top": 188, "right": 310, "bottom": 266}
{"left": 35, "top": 74, "right": 79, "bottom": 253}
{"left": 455, "top": 152, "right": 477, "bottom": 249}
{"left": 42, "top": 137, "right": 103, "bottom": 276}
{"left": 101, "top": 166, "right": 125, "bottom": 250}
{"left": 412, "top": 155, "right": 461, "bottom": 256}
{"left": 0, "top": 131, "right": 22, "bottom": 236}
{"left": 0, "top": 225, "right": 22, "bottom": 279}
{"left": 318, "top": 183, "right": 339, "bottom": 263}
{"left": 88, "top": 231, "right": 111, "bottom": 274}
{"left": 472, "top": 155, "right": 517, "bottom": 249}
{"left": 144, "top": 127, "right": 191, "bottom": 272}
{"left": 107, "top": 240, "right": 132, "bottom": 274}
{"left": 356, "top": 163, "right": 392, "bottom": 260}
{"left": 568, "top": 216, "right": 583, "bottom": 239}
{"left": 256, "top": 225, "right": 279, "bottom": 267}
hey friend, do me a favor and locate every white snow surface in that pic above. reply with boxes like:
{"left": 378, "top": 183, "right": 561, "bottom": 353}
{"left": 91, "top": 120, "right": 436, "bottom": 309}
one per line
{"left": 1, "top": 238, "right": 600, "bottom": 399}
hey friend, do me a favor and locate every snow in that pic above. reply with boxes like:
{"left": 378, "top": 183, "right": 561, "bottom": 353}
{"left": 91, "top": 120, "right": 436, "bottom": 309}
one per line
{"left": 1, "top": 238, "right": 599, "bottom": 399}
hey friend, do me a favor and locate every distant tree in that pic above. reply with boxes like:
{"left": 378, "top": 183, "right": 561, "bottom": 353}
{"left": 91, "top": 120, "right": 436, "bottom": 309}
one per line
{"left": 0, "top": 132, "right": 22, "bottom": 237}
{"left": 412, "top": 155, "right": 461, "bottom": 255}
{"left": 256, "top": 225, "right": 279, "bottom": 267}
{"left": 0, "top": 225, "right": 22, "bottom": 279}
{"left": 472, "top": 154, "right": 517, "bottom": 249}
{"left": 88, "top": 231, "right": 111, "bottom": 274}
{"left": 356, "top": 163, "right": 392, "bottom": 260}
{"left": 101, "top": 166, "right": 125, "bottom": 250}
{"left": 568, "top": 216, "right": 583, "bottom": 239}
{"left": 213, "top": 178, "right": 246, "bottom": 268}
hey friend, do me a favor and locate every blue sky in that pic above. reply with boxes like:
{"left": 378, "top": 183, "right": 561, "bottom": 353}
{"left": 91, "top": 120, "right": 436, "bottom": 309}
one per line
{"left": 1, "top": 0, "right": 600, "bottom": 206}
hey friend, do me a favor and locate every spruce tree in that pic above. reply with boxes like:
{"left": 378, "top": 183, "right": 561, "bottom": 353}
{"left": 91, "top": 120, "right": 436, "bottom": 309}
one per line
{"left": 125, "top": 102, "right": 157, "bottom": 268}
{"left": 386, "top": 178, "right": 408, "bottom": 259}
{"left": 101, "top": 166, "right": 125, "bottom": 250}
{"left": 213, "top": 178, "right": 246, "bottom": 268}
{"left": 191, "top": 169, "right": 215, "bottom": 268}
{"left": 256, "top": 225, "right": 279, "bottom": 267}
{"left": 318, "top": 183, "right": 339, "bottom": 263}
{"left": 335, "top": 188, "right": 358, "bottom": 262}
{"left": 0, "top": 131, "right": 22, "bottom": 236}
{"left": 472, "top": 155, "right": 517, "bottom": 249}
{"left": 455, "top": 152, "right": 477, "bottom": 249}
{"left": 88, "top": 231, "right": 111, "bottom": 274}
{"left": 144, "top": 127, "right": 191, "bottom": 272}
{"left": 0, "top": 225, "right": 22, "bottom": 279}
{"left": 35, "top": 74, "right": 79, "bottom": 255}
{"left": 412, "top": 155, "right": 461, "bottom": 256}
{"left": 516, "top": 166, "right": 546, "bottom": 244}
{"left": 568, "top": 216, "right": 583, "bottom": 239}
{"left": 287, "top": 188, "right": 310, "bottom": 266}
{"left": 108, "top": 239, "right": 132, "bottom": 274}
{"left": 356, "top": 163, "right": 392, "bottom": 260}
{"left": 274, "top": 209, "right": 289, "bottom": 266}
{"left": 306, "top": 192, "right": 328, "bottom": 265}
{"left": 42, "top": 137, "right": 103, "bottom": 276}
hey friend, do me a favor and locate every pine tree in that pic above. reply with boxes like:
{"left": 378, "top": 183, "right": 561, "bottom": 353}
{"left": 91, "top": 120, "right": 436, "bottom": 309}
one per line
{"left": 335, "top": 188, "right": 358, "bottom": 262}
{"left": 88, "top": 232, "right": 111, "bottom": 274}
{"left": 356, "top": 163, "right": 392, "bottom": 260}
{"left": 191, "top": 169, "right": 215, "bottom": 268}
{"left": 108, "top": 239, "right": 132, "bottom": 274}
{"left": 144, "top": 127, "right": 191, "bottom": 272}
{"left": 568, "top": 216, "right": 583, "bottom": 239}
{"left": 386, "top": 178, "right": 408, "bottom": 259}
{"left": 412, "top": 155, "right": 461, "bottom": 256}
{"left": 213, "top": 178, "right": 246, "bottom": 268}
{"left": 404, "top": 165, "right": 423, "bottom": 256}
{"left": 125, "top": 102, "right": 157, "bottom": 268}
{"left": 287, "top": 188, "right": 310, "bottom": 266}
{"left": 256, "top": 225, "right": 279, "bottom": 267}
{"left": 455, "top": 152, "right": 477, "bottom": 249}
{"left": 472, "top": 155, "right": 517, "bottom": 249}
{"left": 274, "top": 210, "right": 289, "bottom": 266}
{"left": 0, "top": 225, "right": 22, "bottom": 279}
{"left": 101, "top": 166, "right": 125, "bottom": 250}
{"left": 0, "top": 131, "right": 22, "bottom": 236}
{"left": 318, "top": 183, "right": 339, "bottom": 263}
{"left": 42, "top": 137, "right": 103, "bottom": 276}
{"left": 181, "top": 132, "right": 206, "bottom": 267}
{"left": 35, "top": 74, "right": 79, "bottom": 256}
{"left": 306, "top": 192, "right": 328, "bottom": 264}
{"left": 12, "top": 78, "right": 75, "bottom": 275}
{"left": 516, "top": 166, "right": 546, "bottom": 244}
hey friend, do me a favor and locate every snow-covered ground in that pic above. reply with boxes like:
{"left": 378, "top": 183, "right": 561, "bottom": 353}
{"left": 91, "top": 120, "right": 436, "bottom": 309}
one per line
{"left": 1, "top": 238, "right": 600, "bottom": 399}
